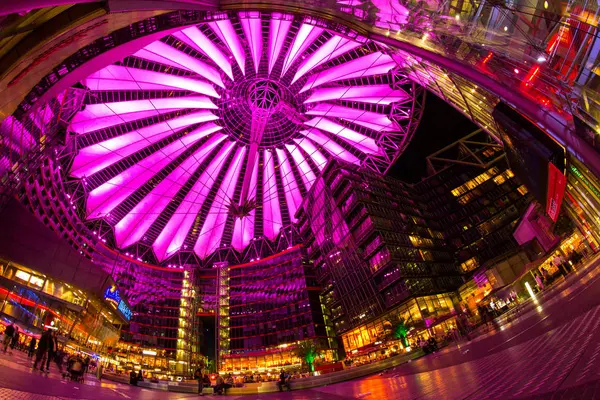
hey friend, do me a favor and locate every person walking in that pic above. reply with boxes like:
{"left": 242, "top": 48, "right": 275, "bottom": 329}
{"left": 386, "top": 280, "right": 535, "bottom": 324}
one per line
{"left": 47, "top": 331, "right": 62, "bottom": 373}
{"left": 553, "top": 252, "right": 568, "bottom": 276}
{"left": 534, "top": 274, "right": 545, "bottom": 291}
{"left": 2, "top": 323, "right": 15, "bottom": 353}
{"left": 277, "top": 369, "right": 290, "bottom": 392}
{"left": 129, "top": 370, "right": 138, "bottom": 386}
{"left": 33, "top": 329, "right": 52, "bottom": 372}
{"left": 27, "top": 337, "right": 37, "bottom": 358}
{"left": 10, "top": 327, "right": 20, "bottom": 354}
{"left": 84, "top": 356, "right": 90, "bottom": 374}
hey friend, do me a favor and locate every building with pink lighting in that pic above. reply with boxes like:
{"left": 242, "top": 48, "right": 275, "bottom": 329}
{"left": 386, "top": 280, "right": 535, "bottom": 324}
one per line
{"left": 209, "top": 245, "right": 339, "bottom": 373}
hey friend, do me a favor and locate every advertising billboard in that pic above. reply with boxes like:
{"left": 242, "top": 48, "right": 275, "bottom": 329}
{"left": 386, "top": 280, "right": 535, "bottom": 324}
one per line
{"left": 493, "top": 102, "right": 567, "bottom": 222}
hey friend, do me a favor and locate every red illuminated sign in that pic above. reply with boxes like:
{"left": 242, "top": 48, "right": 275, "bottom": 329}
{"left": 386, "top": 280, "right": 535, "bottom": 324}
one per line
{"left": 546, "top": 162, "right": 567, "bottom": 222}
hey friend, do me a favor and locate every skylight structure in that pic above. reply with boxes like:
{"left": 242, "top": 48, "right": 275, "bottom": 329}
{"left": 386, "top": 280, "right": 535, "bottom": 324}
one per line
{"left": 65, "top": 12, "right": 424, "bottom": 263}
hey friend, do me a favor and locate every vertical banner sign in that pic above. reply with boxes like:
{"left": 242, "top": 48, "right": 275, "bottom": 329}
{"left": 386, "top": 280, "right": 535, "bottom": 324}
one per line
{"left": 546, "top": 162, "right": 567, "bottom": 222}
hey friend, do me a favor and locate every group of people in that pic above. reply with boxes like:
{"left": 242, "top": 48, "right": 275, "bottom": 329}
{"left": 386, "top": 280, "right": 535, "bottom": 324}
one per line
{"left": 32, "top": 328, "right": 62, "bottom": 373}
{"left": 1, "top": 323, "right": 20, "bottom": 354}
{"left": 418, "top": 336, "right": 438, "bottom": 354}
{"left": 534, "top": 249, "right": 583, "bottom": 292}
{"left": 129, "top": 369, "right": 145, "bottom": 386}
{"left": 1, "top": 323, "right": 93, "bottom": 378}
{"left": 277, "top": 369, "right": 292, "bottom": 392}
{"left": 194, "top": 369, "right": 234, "bottom": 396}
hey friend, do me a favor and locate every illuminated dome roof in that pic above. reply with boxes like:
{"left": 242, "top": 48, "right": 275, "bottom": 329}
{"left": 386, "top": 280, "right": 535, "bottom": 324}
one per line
{"left": 66, "top": 12, "right": 424, "bottom": 262}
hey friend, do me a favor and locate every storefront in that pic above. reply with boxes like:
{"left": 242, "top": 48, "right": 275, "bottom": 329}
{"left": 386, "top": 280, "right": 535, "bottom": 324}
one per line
{"left": 341, "top": 293, "right": 458, "bottom": 357}
{"left": 0, "top": 259, "right": 129, "bottom": 355}
{"left": 107, "top": 343, "right": 179, "bottom": 379}
{"left": 219, "top": 346, "right": 336, "bottom": 375}
{"left": 531, "top": 231, "right": 588, "bottom": 279}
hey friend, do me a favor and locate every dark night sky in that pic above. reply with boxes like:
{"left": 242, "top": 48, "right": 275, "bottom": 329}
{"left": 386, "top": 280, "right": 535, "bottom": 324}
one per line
{"left": 388, "top": 94, "right": 477, "bottom": 183}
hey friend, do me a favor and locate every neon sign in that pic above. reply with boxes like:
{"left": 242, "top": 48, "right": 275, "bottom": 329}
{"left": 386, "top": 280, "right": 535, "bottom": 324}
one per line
{"left": 118, "top": 300, "right": 132, "bottom": 321}
{"left": 104, "top": 285, "right": 121, "bottom": 306}
{"left": 104, "top": 285, "right": 131, "bottom": 321}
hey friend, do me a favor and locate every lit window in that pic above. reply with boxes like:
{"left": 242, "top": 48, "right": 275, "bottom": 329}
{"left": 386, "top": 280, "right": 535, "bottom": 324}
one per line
{"left": 517, "top": 185, "right": 529, "bottom": 195}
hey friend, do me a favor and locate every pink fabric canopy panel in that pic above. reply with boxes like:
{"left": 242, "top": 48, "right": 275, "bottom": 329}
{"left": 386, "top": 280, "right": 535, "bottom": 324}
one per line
{"left": 66, "top": 12, "right": 423, "bottom": 262}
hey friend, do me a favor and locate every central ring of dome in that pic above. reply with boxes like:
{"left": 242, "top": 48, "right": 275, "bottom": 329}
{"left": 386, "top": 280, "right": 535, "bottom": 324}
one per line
{"left": 221, "top": 74, "right": 299, "bottom": 148}
{"left": 64, "top": 11, "right": 425, "bottom": 264}
{"left": 248, "top": 80, "right": 282, "bottom": 111}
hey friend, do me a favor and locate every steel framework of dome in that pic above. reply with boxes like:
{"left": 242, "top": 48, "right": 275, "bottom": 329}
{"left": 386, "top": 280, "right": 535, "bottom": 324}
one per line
{"left": 59, "top": 12, "right": 425, "bottom": 263}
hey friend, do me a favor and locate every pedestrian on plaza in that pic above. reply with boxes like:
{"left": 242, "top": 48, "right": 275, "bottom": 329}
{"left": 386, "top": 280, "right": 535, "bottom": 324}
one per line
{"left": 427, "top": 336, "right": 438, "bottom": 352}
{"left": 541, "top": 269, "right": 550, "bottom": 284}
{"left": 54, "top": 347, "right": 65, "bottom": 373}
{"left": 45, "top": 331, "right": 60, "bottom": 372}
{"left": 570, "top": 249, "right": 582, "bottom": 265}
{"left": 277, "top": 369, "right": 291, "bottom": 392}
{"left": 553, "top": 252, "right": 569, "bottom": 275}
{"left": 457, "top": 313, "right": 471, "bottom": 341}
{"left": 534, "top": 274, "right": 545, "bottom": 291}
{"left": 214, "top": 374, "right": 226, "bottom": 395}
{"left": 137, "top": 370, "right": 144, "bottom": 382}
{"left": 2, "top": 323, "right": 15, "bottom": 353}
{"left": 9, "top": 327, "right": 19, "bottom": 354}
{"left": 129, "top": 370, "right": 138, "bottom": 386}
{"left": 27, "top": 337, "right": 37, "bottom": 358}
{"left": 33, "top": 329, "right": 53, "bottom": 372}
{"left": 478, "top": 305, "right": 493, "bottom": 329}
{"left": 194, "top": 367, "right": 203, "bottom": 395}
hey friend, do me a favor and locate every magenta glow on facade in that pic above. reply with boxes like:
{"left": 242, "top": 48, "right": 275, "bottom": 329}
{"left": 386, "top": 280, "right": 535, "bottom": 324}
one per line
{"left": 304, "top": 117, "right": 381, "bottom": 155}
{"left": 300, "top": 129, "right": 361, "bottom": 165}
{"left": 293, "top": 138, "right": 328, "bottom": 171}
{"left": 65, "top": 13, "right": 423, "bottom": 262}
{"left": 194, "top": 146, "right": 246, "bottom": 258}
{"left": 70, "top": 111, "right": 218, "bottom": 178}
{"left": 292, "top": 36, "right": 362, "bottom": 84}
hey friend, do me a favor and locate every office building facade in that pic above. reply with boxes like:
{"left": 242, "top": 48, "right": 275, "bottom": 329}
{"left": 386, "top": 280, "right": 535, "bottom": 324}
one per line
{"left": 297, "top": 140, "right": 531, "bottom": 352}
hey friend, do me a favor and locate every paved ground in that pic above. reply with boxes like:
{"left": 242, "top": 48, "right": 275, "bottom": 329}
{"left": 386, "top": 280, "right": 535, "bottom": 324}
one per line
{"left": 1, "top": 255, "right": 600, "bottom": 399}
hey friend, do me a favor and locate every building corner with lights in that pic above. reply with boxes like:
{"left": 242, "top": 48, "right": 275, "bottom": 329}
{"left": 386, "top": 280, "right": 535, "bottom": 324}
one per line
{"left": 296, "top": 132, "right": 532, "bottom": 358}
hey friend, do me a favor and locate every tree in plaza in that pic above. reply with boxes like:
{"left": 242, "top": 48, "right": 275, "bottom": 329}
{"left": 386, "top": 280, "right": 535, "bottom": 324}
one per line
{"left": 384, "top": 316, "right": 410, "bottom": 348}
{"left": 204, "top": 359, "right": 215, "bottom": 373}
{"left": 392, "top": 318, "right": 409, "bottom": 348}
{"left": 295, "top": 340, "right": 319, "bottom": 373}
